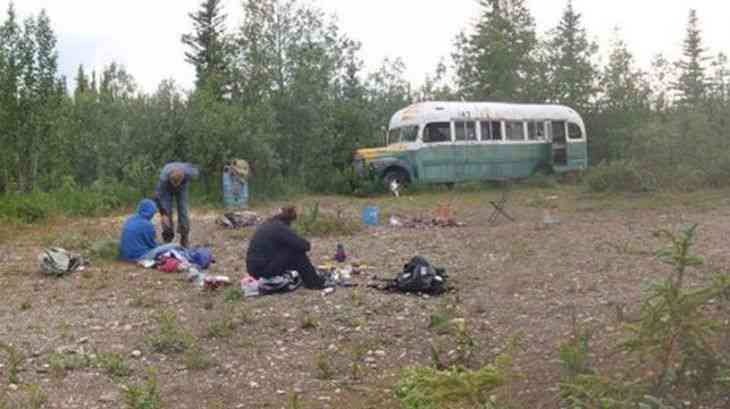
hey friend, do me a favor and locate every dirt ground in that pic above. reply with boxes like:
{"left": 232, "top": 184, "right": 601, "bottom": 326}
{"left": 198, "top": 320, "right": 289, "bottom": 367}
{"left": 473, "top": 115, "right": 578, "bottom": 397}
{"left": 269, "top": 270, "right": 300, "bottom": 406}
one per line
{"left": 2, "top": 185, "right": 730, "bottom": 409}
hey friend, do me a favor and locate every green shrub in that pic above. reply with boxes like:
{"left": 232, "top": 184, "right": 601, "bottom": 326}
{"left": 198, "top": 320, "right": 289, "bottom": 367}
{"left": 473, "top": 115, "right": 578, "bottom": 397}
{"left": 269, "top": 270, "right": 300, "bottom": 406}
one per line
{"left": 583, "top": 160, "right": 652, "bottom": 193}
{"left": 0, "top": 342, "right": 22, "bottom": 384}
{"left": 89, "top": 239, "right": 120, "bottom": 261}
{"left": 148, "top": 310, "right": 194, "bottom": 354}
{"left": 122, "top": 369, "right": 162, "bottom": 409}
{"left": 97, "top": 352, "right": 132, "bottom": 378}
{"left": 0, "top": 193, "right": 52, "bottom": 223}
{"left": 521, "top": 170, "right": 558, "bottom": 189}
{"left": 559, "top": 224, "right": 730, "bottom": 407}
{"left": 294, "top": 202, "right": 361, "bottom": 237}
{"left": 396, "top": 365, "right": 505, "bottom": 409}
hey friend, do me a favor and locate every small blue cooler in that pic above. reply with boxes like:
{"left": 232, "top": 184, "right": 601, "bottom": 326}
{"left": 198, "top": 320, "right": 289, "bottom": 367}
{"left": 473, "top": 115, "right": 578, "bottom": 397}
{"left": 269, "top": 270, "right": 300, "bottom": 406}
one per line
{"left": 362, "top": 206, "right": 379, "bottom": 225}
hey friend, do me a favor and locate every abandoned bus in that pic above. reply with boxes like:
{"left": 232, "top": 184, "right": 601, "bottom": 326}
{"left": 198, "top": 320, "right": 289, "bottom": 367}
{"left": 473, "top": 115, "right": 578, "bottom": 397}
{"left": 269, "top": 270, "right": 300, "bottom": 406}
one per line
{"left": 354, "top": 101, "right": 588, "bottom": 187}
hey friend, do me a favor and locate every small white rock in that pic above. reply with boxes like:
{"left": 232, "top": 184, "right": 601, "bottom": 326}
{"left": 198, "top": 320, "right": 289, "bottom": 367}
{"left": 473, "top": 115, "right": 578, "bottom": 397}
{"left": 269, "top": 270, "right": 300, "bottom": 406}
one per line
{"left": 131, "top": 350, "right": 142, "bottom": 358}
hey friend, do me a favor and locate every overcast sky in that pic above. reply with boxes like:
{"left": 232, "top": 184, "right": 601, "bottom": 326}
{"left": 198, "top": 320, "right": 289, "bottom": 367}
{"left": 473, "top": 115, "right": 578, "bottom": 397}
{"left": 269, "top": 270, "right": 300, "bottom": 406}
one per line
{"left": 3, "top": 0, "right": 729, "bottom": 93}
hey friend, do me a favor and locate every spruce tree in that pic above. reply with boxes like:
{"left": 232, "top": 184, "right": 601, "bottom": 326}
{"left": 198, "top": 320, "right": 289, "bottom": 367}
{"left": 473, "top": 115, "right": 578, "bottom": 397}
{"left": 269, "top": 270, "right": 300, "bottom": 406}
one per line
{"left": 546, "top": 0, "right": 598, "bottom": 113}
{"left": 674, "top": 9, "right": 708, "bottom": 105}
{"left": 182, "top": 0, "right": 230, "bottom": 97}
{"left": 453, "top": 0, "right": 539, "bottom": 101}
{"left": 600, "top": 30, "right": 648, "bottom": 112}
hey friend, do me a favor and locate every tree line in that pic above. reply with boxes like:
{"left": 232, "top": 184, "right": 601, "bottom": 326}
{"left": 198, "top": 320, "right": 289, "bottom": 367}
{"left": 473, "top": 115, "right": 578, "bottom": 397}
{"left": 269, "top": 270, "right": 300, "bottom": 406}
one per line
{"left": 0, "top": 0, "right": 728, "bottom": 201}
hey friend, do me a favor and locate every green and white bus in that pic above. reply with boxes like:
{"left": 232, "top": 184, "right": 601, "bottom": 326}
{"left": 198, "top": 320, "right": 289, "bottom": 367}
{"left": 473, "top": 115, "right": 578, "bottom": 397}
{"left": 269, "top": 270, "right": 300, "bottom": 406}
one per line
{"left": 354, "top": 101, "right": 588, "bottom": 187}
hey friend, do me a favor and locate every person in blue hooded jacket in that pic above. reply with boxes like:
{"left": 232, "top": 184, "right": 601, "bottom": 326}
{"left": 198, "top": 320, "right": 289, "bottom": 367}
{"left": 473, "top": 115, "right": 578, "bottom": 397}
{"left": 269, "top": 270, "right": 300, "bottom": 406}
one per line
{"left": 119, "top": 199, "right": 164, "bottom": 261}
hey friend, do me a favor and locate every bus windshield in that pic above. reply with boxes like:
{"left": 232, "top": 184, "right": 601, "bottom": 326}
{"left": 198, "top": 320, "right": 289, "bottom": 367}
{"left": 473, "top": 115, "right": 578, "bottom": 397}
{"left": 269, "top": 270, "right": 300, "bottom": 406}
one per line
{"left": 387, "top": 125, "right": 419, "bottom": 145}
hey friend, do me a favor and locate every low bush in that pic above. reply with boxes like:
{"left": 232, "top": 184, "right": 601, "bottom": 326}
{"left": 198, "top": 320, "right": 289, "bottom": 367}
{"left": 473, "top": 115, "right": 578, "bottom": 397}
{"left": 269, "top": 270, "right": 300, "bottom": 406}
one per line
{"left": 396, "top": 364, "right": 506, "bottom": 409}
{"left": 583, "top": 160, "right": 652, "bottom": 193}
{"left": 0, "top": 176, "right": 139, "bottom": 223}
{"left": 294, "top": 202, "right": 361, "bottom": 237}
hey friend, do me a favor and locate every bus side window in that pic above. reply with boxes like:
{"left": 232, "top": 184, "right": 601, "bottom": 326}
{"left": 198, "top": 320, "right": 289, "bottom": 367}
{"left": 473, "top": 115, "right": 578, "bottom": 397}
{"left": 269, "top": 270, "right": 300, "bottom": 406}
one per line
{"left": 527, "top": 121, "right": 546, "bottom": 141}
{"left": 568, "top": 123, "right": 583, "bottom": 140}
{"left": 466, "top": 121, "right": 477, "bottom": 141}
{"left": 454, "top": 121, "right": 466, "bottom": 141}
{"left": 551, "top": 121, "right": 566, "bottom": 143}
{"left": 491, "top": 121, "right": 502, "bottom": 141}
{"left": 424, "top": 122, "right": 451, "bottom": 143}
{"left": 505, "top": 121, "right": 525, "bottom": 141}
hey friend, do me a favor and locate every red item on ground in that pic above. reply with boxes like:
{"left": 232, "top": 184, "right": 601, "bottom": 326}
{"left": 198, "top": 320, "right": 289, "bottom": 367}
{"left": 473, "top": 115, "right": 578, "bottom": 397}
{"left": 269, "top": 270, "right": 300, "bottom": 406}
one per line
{"left": 157, "top": 256, "right": 181, "bottom": 273}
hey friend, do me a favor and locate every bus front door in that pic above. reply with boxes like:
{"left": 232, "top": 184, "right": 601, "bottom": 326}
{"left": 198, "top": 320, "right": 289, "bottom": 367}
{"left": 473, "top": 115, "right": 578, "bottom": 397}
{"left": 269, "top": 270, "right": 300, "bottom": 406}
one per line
{"left": 550, "top": 121, "right": 568, "bottom": 167}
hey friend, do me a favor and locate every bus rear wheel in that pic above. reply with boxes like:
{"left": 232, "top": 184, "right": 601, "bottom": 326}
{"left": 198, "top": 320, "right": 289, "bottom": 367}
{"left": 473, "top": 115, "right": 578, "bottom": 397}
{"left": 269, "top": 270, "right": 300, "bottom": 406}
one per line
{"left": 383, "top": 169, "right": 408, "bottom": 194}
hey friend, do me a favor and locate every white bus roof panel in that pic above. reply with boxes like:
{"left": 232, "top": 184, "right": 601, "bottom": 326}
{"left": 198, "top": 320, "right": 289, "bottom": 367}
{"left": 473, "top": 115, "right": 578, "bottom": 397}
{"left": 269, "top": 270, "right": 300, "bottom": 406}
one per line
{"left": 389, "top": 101, "right": 585, "bottom": 129}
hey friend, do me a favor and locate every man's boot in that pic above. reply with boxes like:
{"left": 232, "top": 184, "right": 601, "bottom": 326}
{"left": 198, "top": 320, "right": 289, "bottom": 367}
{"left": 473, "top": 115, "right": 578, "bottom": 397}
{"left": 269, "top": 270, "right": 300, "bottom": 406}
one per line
{"left": 180, "top": 229, "right": 190, "bottom": 248}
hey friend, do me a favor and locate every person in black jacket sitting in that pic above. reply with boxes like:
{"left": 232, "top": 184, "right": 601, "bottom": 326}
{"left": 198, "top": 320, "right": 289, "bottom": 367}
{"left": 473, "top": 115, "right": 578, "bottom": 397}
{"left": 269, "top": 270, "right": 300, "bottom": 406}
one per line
{"left": 246, "top": 206, "right": 327, "bottom": 289}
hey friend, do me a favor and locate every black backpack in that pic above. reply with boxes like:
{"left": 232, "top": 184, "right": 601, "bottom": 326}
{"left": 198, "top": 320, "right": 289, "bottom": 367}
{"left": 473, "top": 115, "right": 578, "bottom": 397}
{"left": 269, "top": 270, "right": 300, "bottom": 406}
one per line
{"left": 394, "top": 256, "right": 448, "bottom": 295}
{"left": 258, "top": 270, "right": 303, "bottom": 295}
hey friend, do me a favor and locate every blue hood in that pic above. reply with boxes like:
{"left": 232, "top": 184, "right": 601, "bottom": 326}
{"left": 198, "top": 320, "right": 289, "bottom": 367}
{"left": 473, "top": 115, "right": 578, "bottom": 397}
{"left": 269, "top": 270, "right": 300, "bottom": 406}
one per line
{"left": 137, "top": 199, "right": 157, "bottom": 220}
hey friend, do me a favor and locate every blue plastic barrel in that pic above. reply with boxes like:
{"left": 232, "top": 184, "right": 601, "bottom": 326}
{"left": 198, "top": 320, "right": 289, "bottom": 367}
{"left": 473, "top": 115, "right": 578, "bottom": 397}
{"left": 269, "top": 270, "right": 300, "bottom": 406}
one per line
{"left": 362, "top": 206, "right": 379, "bottom": 225}
{"left": 223, "top": 169, "right": 248, "bottom": 209}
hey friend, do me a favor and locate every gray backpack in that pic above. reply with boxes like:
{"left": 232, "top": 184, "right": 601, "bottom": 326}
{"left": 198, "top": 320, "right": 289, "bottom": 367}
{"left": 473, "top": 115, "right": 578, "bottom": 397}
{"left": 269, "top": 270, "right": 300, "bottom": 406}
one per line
{"left": 38, "top": 248, "right": 84, "bottom": 276}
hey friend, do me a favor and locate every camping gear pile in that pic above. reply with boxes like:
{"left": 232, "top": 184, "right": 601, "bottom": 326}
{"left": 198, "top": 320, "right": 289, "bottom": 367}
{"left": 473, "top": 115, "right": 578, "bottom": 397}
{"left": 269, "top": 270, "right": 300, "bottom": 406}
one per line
{"left": 216, "top": 211, "right": 262, "bottom": 229}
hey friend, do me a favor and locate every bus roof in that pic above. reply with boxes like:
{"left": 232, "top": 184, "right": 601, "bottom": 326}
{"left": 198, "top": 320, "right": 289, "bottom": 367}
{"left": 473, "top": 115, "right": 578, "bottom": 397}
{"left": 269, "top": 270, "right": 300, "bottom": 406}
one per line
{"left": 389, "top": 101, "right": 585, "bottom": 129}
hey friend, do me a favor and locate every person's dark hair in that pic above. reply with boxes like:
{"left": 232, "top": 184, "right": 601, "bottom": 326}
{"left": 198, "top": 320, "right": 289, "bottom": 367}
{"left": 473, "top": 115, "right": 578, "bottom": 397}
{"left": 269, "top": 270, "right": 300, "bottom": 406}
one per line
{"left": 273, "top": 206, "right": 297, "bottom": 225}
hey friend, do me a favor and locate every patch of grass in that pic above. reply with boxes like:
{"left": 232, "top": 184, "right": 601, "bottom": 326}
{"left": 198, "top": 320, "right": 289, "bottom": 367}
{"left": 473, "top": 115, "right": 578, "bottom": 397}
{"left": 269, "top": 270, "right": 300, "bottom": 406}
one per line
{"left": 294, "top": 202, "right": 362, "bottom": 237}
{"left": 396, "top": 365, "right": 506, "bottom": 409}
{"left": 19, "top": 300, "right": 32, "bottom": 311}
{"left": 315, "top": 351, "right": 335, "bottom": 380}
{"left": 300, "top": 312, "right": 319, "bottom": 330}
{"left": 223, "top": 286, "right": 243, "bottom": 302}
{"left": 97, "top": 352, "right": 132, "bottom": 378}
{"left": 206, "top": 313, "right": 237, "bottom": 339}
{"left": 183, "top": 346, "right": 214, "bottom": 370}
{"left": 149, "top": 310, "right": 194, "bottom": 354}
{"left": 130, "top": 293, "right": 162, "bottom": 309}
{"left": 89, "top": 238, "right": 119, "bottom": 261}
{"left": 350, "top": 288, "right": 364, "bottom": 307}
{"left": 25, "top": 384, "right": 48, "bottom": 409}
{"left": 41, "top": 231, "right": 92, "bottom": 250}
{"left": 122, "top": 369, "right": 162, "bottom": 409}
{"left": 0, "top": 343, "right": 22, "bottom": 384}
{"left": 48, "top": 352, "right": 91, "bottom": 379}
{"left": 288, "top": 392, "right": 303, "bottom": 409}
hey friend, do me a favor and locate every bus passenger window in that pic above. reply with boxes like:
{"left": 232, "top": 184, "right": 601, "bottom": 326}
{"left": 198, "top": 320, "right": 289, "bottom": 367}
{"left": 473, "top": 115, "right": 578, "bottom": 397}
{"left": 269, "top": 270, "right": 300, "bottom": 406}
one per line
{"left": 466, "top": 122, "right": 477, "bottom": 141}
{"left": 454, "top": 121, "right": 466, "bottom": 141}
{"left": 505, "top": 121, "right": 525, "bottom": 141}
{"left": 551, "top": 121, "right": 566, "bottom": 143}
{"left": 528, "top": 121, "right": 546, "bottom": 141}
{"left": 423, "top": 122, "right": 451, "bottom": 143}
{"left": 402, "top": 125, "right": 419, "bottom": 142}
{"left": 455, "top": 121, "right": 477, "bottom": 141}
{"left": 388, "top": 128, "right": 400, "bottom": 145}
{"left": 568, "top": 123, "right": 582, "bottom": 140}
{"left": 491, "top": 121, "right": 502, "bottom": 140}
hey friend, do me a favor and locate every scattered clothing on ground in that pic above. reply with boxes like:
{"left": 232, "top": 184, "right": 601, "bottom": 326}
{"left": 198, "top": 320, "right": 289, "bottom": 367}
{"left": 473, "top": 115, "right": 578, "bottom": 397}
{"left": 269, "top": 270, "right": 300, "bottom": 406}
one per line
{"left": 388, "top": 214, "right": 465, "bottom": 229}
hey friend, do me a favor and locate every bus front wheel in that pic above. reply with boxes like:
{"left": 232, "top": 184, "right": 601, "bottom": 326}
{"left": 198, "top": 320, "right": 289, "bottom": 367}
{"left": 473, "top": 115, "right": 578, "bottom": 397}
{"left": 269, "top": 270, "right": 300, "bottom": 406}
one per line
{"left": 383, "top": 169, "right": 408, "bottom": 194}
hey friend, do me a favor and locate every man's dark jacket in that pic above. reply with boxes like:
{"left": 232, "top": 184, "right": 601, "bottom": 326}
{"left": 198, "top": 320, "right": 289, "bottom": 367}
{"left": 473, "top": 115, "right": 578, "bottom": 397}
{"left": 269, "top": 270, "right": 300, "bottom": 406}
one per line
{"left": 246, "top": 219, "right": 310, "bottom": 274}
